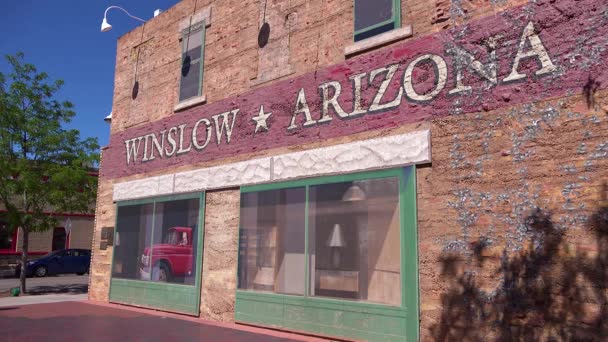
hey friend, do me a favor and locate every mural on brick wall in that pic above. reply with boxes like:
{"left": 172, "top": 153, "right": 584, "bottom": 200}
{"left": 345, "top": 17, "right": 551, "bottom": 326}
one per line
{"left": 423, "top": 0, "right": 608, "bottom": 340}
{"left": 103, "top": 0, "right": 608, "bottom": 179}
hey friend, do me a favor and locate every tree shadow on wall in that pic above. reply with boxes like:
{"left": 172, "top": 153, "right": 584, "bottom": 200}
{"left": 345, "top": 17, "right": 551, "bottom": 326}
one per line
{"left": 431, "top": 206, "right": 608, "bottom": 341}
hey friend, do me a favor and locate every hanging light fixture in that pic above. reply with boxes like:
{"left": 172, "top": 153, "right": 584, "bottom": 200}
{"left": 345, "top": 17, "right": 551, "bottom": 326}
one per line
{"left": 342, "top": 183, "right": 366, "bottom": 202}
{"left": 100, "top": 6, "right": 146, "bottom": 33}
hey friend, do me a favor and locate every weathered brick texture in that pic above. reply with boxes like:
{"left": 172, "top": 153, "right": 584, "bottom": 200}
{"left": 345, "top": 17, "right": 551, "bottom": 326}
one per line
{"left": 199, "top": 189, "right": 240, "bottom": 322}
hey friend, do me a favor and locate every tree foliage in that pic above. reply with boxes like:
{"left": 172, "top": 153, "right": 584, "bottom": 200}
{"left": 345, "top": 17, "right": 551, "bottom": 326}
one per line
{"left": 0, "top": 52, "right": 99, "bottom": 293}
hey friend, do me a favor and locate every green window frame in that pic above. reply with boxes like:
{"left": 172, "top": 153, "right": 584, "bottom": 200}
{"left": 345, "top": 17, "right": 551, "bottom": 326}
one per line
{"left": 236, "top": 167, "right": 419, "bottom": 342}
{"left": 354, "top": 0, "right": 401, "bottom": 42}
{"left": 178, "top": 21, "right": 206, "bottom": 102}
{"left": 109, "top": 192, "right": 206, "bottom": 316}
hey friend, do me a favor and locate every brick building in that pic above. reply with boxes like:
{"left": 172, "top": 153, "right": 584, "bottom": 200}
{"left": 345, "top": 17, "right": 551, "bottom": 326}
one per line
{"left": 0, "top": 210, "right": 95, "bottom": 273}
{"left": 90, "top": 0, "right": 608, "bottom": 340}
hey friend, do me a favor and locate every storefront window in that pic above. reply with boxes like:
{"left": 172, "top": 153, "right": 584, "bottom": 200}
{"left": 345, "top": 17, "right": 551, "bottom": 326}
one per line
{"left": 112, "top": 203, "right": 154, "bottom": 281}
{"left": 309, "top": 178, "right": 401, "bottom": 306}
{"left": 150, "top": 198, "right": 200, "bottom": 285}
{"left": 112, "top": 197, "right": 200, "bottom": 285}
{"left": 239, "top": 188, "right": 306, "bottom": 295}
{"left": 238, "top": 175, "right": 402, "bottom": 306}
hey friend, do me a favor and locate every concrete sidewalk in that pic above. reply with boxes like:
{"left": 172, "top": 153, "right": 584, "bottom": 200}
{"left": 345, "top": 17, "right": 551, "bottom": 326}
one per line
{"left": 0, "top": 300, "right": 329, "bottom": 342}
{"left": 0, "top": 293, "right": 87, "bottom": 307}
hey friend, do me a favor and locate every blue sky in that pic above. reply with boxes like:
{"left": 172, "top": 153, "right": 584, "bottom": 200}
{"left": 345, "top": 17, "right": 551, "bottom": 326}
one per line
{"left": 0, "top": 1, "right": 181, "bottom": 147}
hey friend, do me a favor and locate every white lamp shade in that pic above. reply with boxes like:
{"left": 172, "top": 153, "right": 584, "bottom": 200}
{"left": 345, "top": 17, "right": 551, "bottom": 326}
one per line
{"left": 101, "top": 17, "right": 112, "bottom": 32}
{"left": 327, "top": 224, "right": 346, "bottom": 247}
{"left": 342, "top": 184, "right": 366, "bottom": 201}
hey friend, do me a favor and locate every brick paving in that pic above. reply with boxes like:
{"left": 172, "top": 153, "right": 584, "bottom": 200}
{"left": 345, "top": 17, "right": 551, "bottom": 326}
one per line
{"left": 0, "top": 301, "right": 323, "bottom": 342}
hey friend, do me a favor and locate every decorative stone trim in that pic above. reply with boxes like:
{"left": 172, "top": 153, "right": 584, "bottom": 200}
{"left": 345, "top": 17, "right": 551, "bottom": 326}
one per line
{"left": 173, "top": 157, "right": 273, "bottom": 194}
{"left": 345, "top": 25, "right": 413, "bottom": 57}
{"left": 112, "top": 129, "right": 431, "bottom": 202}
{"left": 113, "top": 174, "right": 175, "bottom": 202}
{"left": 174, "top": 94, "right": 207, "bottom": 112}
{"left": 272, "top": 129, "right": 430, "bottom": 181}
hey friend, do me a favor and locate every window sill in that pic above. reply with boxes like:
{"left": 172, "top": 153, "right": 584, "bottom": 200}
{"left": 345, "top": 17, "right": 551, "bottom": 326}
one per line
{"left": 345, "top": 25, "right": 413, "bottom": 58}
{"left": 174, "top": 95, "right": 207, "bottom": 112}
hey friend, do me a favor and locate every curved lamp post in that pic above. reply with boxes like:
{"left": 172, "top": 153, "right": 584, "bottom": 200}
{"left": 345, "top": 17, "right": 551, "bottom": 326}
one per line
{"left": 101, "top": 6, "right": 146, "bottom": 32}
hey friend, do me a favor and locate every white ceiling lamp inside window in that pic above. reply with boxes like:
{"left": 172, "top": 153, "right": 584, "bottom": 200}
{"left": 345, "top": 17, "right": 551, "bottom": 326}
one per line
{"left": 342, "top": 184, "right": 366, "bottom": 202}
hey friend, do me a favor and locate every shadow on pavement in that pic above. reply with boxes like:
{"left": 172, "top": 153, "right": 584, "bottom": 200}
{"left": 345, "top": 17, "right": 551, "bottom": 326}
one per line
{"left": 27, "top": 284, "right": 88, "bottom": 296}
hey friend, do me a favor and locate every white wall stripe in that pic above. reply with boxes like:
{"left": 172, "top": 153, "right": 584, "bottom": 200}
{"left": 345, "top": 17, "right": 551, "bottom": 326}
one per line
{"left": 112, "top": 129, "right": 431, "bottom": 202}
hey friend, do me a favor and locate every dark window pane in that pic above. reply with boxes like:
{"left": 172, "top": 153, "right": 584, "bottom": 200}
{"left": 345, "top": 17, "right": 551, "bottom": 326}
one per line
{"left": 0, "top": 222, "right": 13, "bottom": 250}
{"left": 354, "top": 22, "right": 396, "bottom": 42}
{"left": 309, "top": 177, "right": 401, "bottom": 306}
{"left": 149, "top": 198, "right": 200, "bottom": 285}
{"left": 354, "top": 0, "right": 394, "bottom": 32}
{"left": 238, "top": 188, "right": 306, "bottom": 295}
{"left": 112, "top": 203, "right": 154, "bottom": 280}
{"left": 179, "top": 60, "right": 201, "bottom": 101}
{"left": 179, "top": 27, "right": 204, "bottom": 102}
{"left": 52, "top": 228, "right": 66, "bottom": 251}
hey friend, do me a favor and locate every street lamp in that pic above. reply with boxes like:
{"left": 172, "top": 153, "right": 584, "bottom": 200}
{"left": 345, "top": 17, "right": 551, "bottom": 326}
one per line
{"left": 101, "top": 6, "right": 146, "bottom": 32}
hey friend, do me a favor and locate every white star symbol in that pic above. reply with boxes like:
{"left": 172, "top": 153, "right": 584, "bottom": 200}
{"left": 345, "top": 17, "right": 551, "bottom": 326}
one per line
{"left": 252, "top": 105, "right": 272, "bottom": 133}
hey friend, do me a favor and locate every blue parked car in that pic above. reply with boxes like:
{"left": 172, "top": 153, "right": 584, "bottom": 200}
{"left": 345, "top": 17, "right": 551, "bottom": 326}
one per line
{"left": 19, "top": 249, "right": 91, "bottom": 277}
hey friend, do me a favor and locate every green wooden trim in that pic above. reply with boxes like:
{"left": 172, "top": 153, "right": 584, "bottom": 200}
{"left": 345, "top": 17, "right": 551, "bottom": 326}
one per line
{"left": 110, "top": 278, "right": 200, "bottom": 315}
{"left": 193, "top": 191, "right": 206, "bottom": 313}
{"left": 242, "top": 168, "right": 403, "bottom": 194}
{"left": 304, "top": 185, "right": 310, "bottom": 296}
{"left": 237, "top": 290, "right": 407, "bottom": 315}
{"left": 353, "top": 0, "right": 401, "bottom": 39}
{"left": 198, "top": 23, "right": 206, "bottom": 98}
{"left": 394, "top": 0, "right": 401, "bottom": 30}
{"left": 178, "top": 20, "right": 206, "bottom": 103}
{"left": 236, "top": 291, "right": 408, "bottom": 341}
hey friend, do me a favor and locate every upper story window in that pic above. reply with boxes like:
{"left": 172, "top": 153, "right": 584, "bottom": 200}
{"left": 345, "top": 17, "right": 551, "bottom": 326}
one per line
{"left": 354, "top": 0, "right": 400, "bottom": 42}
{"left": 179, "top": 21, "right": 206, "bottom": 103}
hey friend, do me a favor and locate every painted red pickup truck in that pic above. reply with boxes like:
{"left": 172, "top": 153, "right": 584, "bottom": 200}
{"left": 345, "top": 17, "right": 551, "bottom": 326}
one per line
{"left": 139, "top": 227, "right": 193, "bottom": 282}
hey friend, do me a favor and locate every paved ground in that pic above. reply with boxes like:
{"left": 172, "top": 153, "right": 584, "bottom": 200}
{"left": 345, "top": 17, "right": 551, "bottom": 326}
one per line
{"left": 0, "top": 274, "right": 87, "bottom": 295}
{"left": 0, "top": 301, "right": 325, "bottom": 342}
{"left": 0, "top": 293, "right": 87, "bottom": 307}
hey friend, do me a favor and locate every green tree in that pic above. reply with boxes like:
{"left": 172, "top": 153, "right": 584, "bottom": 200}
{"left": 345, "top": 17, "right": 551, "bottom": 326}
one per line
{"left": 0, "top": 53, "right": 99, "bottom": 294}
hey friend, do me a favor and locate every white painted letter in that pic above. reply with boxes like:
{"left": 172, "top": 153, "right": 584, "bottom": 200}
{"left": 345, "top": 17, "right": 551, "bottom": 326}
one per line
{"left": 165, "top": 127, "right": 178, "bottom": 157}
{"left": 212, "top": 109, "right": 239, "bottom": 145}
{"left": 349, "top": 72, "right": 368, "bottom": 117}
{"left": 148, "top": 131, "right": 166, "bottom": 161}
{"left": 503, "top": 21, "right": 557, "bottom": 83}
{"left": 287, "top": 88, "right": 317, "bottom": 130}
{"left": 448, "top": 38, "right": 498, "bottom": 95}
{"left": 176, "top": 124, "right": 192, "bottom": 155}
{"left": 369, "top": 64, "right": 403, "bottom": 112}
{"left": 403, "top": 54, "right": 448, "bottom": 102}
{"left": 124, "top": 136, "right": 144, "bottom": 165}
{"left": 141, "top": 134, "right": 153, "bottom": 162}
{"left": 319, "top": 81, "right": 349, "bottom": 123}
{"left": 192, "top": 118, "right": 212, "bottom": 150}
